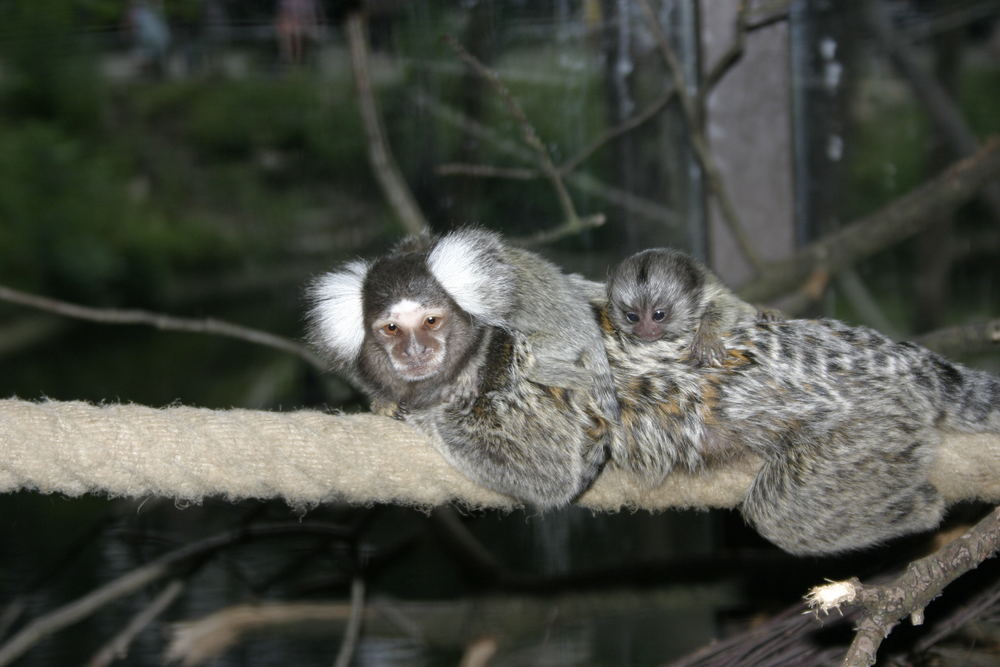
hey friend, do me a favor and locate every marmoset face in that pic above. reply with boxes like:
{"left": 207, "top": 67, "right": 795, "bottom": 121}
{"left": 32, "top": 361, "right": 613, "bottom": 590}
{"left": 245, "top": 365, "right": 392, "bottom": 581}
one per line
{"left": 357, "top": 249, "right": 479, "bottom": 388}
{"left": 370, "top": 298, "right": 451, "bottom": 381}
{"left": 608, "top": 248, "right": 703, "bottom": 343}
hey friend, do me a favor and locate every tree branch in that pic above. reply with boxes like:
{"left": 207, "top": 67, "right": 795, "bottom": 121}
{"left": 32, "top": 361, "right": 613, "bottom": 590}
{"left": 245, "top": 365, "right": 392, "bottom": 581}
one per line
{"left": 333, "top": 577, "right": 366, "bottom": 667}
{"left": 441, "top": 35, "right": 605, "bottom": 241}
{"left": 345, "top": 11, "right": 428, "bottom": 235}
{"left": 698, "top": 0, "right": 749, "bottom": 107}
{"left": 85, "top": 579, "right": 185, "bottom": 667}
{"left": 0, "top": 284, "right": 326, "bottom": 371}
{"left": 637, "top": 0, "right": 765, "bottom": 272}
{"left": 0, "top": 522, "right": 351, "bottom": 666}
{"left": 805, "top": 507, "right": 1000, "bottom": 666}
{"left": 914, "top": 318, "right": 1000, "bottom": 358}
{"left": 415, "top": 90, "right": 681, "bottom": 226}
{"left": 436, "top": 78, "right": 679, "bottom": 183}
{"left": 166, "top": 602, "right": 352, "bottom": 665}
{"left": 864, "top": 2, "right": 1000, "bottom": 225}
{"left": 737, "top": 136, "right": 1000, "bottom": 304}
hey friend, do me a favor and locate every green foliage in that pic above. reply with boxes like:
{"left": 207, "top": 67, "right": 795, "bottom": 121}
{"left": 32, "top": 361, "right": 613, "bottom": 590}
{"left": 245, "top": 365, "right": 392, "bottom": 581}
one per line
{"left": 846, "top": 64, "right": 1000, "bottom": 222}
{"left": 132, "top": 74, "right": 372, "bottom": 192}
{"left": 844, "top": 95, "right": 930, "bottom": 221}
{"left": 958, "top": 67, "right": 1000, "bottom": 139}
{"left": 0, "top": 123, "right": 218, "bottom": 303}
{"left": 0, "top": 1, "right": 105, "bottom": 134}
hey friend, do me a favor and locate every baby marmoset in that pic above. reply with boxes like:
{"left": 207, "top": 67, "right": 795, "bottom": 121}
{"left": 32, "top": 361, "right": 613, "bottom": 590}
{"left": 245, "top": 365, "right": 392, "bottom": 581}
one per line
{"left": 606, "top": 248, "right": 777, "bottom": 366}
{"left": 307, "top": 228, "right": 617, "bottom": 509}
{"left": 603, "top": 249, "right": 1000, "bottom": 554}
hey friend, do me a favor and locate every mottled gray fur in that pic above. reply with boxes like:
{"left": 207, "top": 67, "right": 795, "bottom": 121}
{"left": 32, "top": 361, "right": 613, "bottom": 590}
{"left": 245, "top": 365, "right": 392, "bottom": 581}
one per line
{"left": 602, "top": 303, "right": 1000, "bottom": 554}
{"left": 307, "top": 228, "right": 617, "bottom": 508}
{"left": 607, "top": 248, "right": 771, "bottom": 366}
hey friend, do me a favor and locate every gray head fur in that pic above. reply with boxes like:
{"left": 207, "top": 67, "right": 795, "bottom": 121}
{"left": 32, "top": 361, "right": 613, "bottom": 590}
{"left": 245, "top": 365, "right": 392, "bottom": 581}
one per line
{"left": 606, "top": 248, "right": 706, "bottom": 341}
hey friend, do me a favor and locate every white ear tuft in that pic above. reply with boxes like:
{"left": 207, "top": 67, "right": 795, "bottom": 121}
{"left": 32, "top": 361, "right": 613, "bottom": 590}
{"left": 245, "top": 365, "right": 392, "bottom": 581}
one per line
{"left": 427, "top": 229, "right": 515, "bottom": 326}
{"left": 306, "top": 259, "right": 370, "bottom": 363}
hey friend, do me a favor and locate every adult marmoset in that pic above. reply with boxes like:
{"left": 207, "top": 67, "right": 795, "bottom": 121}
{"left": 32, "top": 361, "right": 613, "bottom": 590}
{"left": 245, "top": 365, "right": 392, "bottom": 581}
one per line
{"left": 307, "top": 228, "right": 618, "bottom": 508}
{"left": 603, "top": 252, "right": 1000, "bottom": 554}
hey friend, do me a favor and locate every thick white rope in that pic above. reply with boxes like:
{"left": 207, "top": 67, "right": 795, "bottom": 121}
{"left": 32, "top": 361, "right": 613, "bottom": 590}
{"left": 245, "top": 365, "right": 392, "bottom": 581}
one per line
{"left": 0, "top": 398, "right": 997, "bottom": 511}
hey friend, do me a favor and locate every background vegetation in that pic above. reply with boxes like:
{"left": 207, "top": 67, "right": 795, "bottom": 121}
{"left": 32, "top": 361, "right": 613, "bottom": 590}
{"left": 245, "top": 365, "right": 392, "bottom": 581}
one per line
{"left": 0, "top": 1, "right": 998, "bottom": 665}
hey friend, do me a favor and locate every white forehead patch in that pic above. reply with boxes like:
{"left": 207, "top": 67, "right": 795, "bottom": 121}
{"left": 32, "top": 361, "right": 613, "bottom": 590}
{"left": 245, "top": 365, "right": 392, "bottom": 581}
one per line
{"left": 427, "top": 228, "right": 514, "bottom": 326}
{"left": 306, "top": 259, "right": 369, "bottom": 362}
{"left": 383, "top": 299, "right": 426, "bottom": 329}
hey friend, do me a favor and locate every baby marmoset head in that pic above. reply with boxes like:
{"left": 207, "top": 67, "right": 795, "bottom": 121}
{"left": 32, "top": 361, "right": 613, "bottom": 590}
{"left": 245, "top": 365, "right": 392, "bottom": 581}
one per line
{"left": 606, "top": 247, "right": 706, "bottom": 343}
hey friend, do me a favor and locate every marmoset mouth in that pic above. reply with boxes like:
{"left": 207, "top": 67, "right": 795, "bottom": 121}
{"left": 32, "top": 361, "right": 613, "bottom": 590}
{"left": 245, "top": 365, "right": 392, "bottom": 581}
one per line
{"left": 397, "top": 361, "right": 441, "bottom": 382}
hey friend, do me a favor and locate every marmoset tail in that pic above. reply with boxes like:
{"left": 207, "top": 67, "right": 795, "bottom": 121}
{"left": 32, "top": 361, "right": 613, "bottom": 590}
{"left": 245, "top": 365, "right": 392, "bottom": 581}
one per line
{"left": 307, "top": 228, "right": 618, "bottom": 508}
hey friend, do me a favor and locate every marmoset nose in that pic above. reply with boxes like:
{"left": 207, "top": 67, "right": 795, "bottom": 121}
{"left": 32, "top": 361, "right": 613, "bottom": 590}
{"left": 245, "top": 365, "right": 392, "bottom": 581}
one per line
{"left": 403, "top": 339, "right": 428, "bottom": 356}
{"left": 635, "top": 322, "right": 661, "bottom": 341}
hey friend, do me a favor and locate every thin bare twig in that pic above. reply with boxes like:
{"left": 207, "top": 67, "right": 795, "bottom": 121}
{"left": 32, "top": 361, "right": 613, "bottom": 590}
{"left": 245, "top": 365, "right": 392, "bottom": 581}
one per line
{"left": 435, "top": 163, "right": 539, "bottom": 179}
{"left": 510, "top": 213, "right": 606, "bottom": 246}
{"left": 560, "top": 83, "right": 678, "bottom": 175}
{"left": 0, "top": 523, "right": 351, "bottom": 667}
{"left": 0, "top": 284, "right": 326, "bottom": 371}
{"left": 86, "top": 579, "right": 185, "bottom": 667}
{"left": 442, "top": 35, "right": 579, "bottom": 222}
{"left": 415, "top": 90, "right": 681, "bottom": 225}
{"left": 746, "top": 0, "right": 793, "bottom": 29}
{"left": 346, "top": 11, "right": 428, "bottom": 235}
{"left": 440, "top": 0, "right": 746, "bottom": 181}
{"left": 442, "top": 34, "right": 605, "bottom": 240}
{"left": 439, "top": 77, "right": 678, "bottom": 183}
{"left": 637, "top": 0, "right": 765, "bottom": 272}
{"left": 699, "top": 0, "right": 749, "bottom": 105}
{"left": 435, "top": 4, "right": 758, "bottom": 239}
{"left": 332, "top": 577, "right": 366, "bottom": 667}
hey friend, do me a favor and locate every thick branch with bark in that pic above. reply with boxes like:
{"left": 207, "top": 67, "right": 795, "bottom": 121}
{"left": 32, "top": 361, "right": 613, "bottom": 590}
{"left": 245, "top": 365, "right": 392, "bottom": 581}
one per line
{"left": 738, "top": 137, "right": 1000, "bottom": 304}
{"left": 915, "top": 318, "right": 1000, "bottom": 358}
{"left": 806, "top": 507, "right": 1000, "bottom": 667}
{"left": 864, "top": 2, "right": 1000, "bottom": 225}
